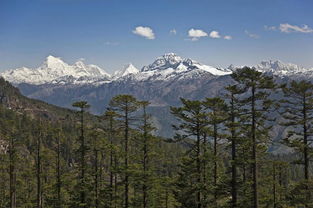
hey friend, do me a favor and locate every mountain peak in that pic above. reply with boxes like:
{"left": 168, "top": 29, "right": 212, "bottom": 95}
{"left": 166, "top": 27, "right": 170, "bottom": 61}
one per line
{"left": 1, "top": 55, "right": 110, "bottom": 85}
{"left": 140, "top": 53, "right": 231, "bottom": 76}
{"left": 141, "top": 53, "right": 184, "bottom": 72}
{"left": 256, "top": 60, "right": 306, "bottom": 75}
{"left": 114, "top": 63, "right": 139, "bottom": 78}
{"left": 45, "top": 55, "right": 64, "bottom": 63}
{"left": 43, "top": 55, "right": 67, "bottom": 69}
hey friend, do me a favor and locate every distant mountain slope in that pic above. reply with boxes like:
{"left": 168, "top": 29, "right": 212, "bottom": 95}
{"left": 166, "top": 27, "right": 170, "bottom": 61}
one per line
{"left": 0, "top": 77, "right": 94, "bottom": 122}
{"left": 1, "top": 53, "right": 312, "bottom": 138}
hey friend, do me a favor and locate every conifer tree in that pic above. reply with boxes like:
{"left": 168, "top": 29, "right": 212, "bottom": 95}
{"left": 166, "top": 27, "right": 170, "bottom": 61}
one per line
{"left": 72, "top": 101, "right": 90, "bottom": 208}
{"left": 224, "top": 85, "right": 245, "bottom": 208}
{"left": 8, "top": 119, "right": 18, "bottom": 208}
{"left": 36, "top": 119, "right": 43, "bottom": 208}
{"left": 203, "top": 97, "right": 228, "bottom": 207}
{"left": 171, "top": 98, "right": 207, "bottom": 208}
{"left": 280, "top": 80, "right": 313, "bottom": 206}
{"left": 137, "top": 101, "right": 156, "bottom": 208}
{"left": 109, "top": 95, "right": 140, "bottom": 208}
{"left": 231, "top": 67, "right": 276, "bottom": 208}
{"left": 103, "top": 110, "right": 119, "bottom": 208}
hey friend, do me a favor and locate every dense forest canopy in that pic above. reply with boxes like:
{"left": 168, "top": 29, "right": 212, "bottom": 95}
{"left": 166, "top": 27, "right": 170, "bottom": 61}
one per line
{"left": 0, "top": 67, "right": 312, "bottom": 208}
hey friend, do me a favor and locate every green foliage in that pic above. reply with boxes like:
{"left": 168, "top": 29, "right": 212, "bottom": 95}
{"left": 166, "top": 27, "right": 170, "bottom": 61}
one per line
{"left": 1, "top": 73, "right": 313, "bottom": 208}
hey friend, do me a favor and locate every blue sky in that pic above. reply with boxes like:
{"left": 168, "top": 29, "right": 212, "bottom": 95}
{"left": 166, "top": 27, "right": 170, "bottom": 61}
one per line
{"left": 1, "top": 0, "right": 313, "bottom": 73}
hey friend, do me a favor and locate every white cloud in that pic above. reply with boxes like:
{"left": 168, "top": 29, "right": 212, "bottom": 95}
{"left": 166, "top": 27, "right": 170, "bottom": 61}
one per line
{"left": 188, "top": 28, "right": 208, "bottom": 41}
{"left": 264, "top": 25, "right": 276, "bottom": 31}
{"left": 279, "top": 23, "right": 313, "bottom": 33}
{"left": 170, "top": 29, "right": 177, "bottom": 35}
{"left": 132, "top": 26, "right": 155, "bottom": 39}
{"left": 224, "top": 35, "right": 232, "bottom": 40}
{"left": 245, "top": 30, "right": 260, "bottom": 39}
{"left": 209, "top": 30, "right": 221, "bottom": 39}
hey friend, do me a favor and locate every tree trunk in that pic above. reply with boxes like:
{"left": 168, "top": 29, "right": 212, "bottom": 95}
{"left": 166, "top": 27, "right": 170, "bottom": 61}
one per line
{"left": 273, "top": 163, "right": 276, "bottom": 208}
{"left": 303, "top": 94, "right": 309, "bottom": 207}
{"left": 37, "top": 124, "right": 42, "bottom": 208}
{"left": 109, "top": 116, "right": 114, "bottom": 208}
{"left": 94, "top": 149, "right": 99, "bottom": 208}
{"left": 230, "top": 95, "right": 237, "bottom": 208}
{"left": 80, "top": 108, "right": 86, "bottom": 208}
{"left": 124, "top": 102, "right": 129, "bottom": 208}
{"left": 213, "top": 122, "right": 218, "bottom": 206}
{"left": 56, "top": 130, "right": 61, "bottom": 208}
{"left": 196, "top": 123, "right": 201, "bottom": 208}
{"left": 251, "top": 85, "right": 258, "bottom": 208}
{"left": 9, "top": 135, "right": 16, "bottom": 208}
{"left": 143, "top": 106, "right": 148, "bottom": 208}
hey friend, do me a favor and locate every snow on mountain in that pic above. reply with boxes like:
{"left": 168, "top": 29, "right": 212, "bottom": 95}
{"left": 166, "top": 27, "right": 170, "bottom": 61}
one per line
{"left": 114, "top": 53, "right": 232, "bottom": 82}
{"left": 226, "top": 60, "right": 313, "bottom": 78}
{"left": 141, "top": 53, "right": 232, "bottom": 76}
{"left": 1, "top": 55, "right": 111, "bottom": 85}
{"left": 2, "top": 53, "right": 312, "bottom": 86}
{"left": 255, "top": 60, "right": 311, "bottom": 77}
{"left": 113, "top": 63, "right": 139, "bottom": 78}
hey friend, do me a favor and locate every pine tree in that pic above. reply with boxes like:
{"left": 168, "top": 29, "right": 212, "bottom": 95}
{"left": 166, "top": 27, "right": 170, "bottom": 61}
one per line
{"left": 203, "top": 97, "right": 228, "bottom": 207}
{"left": 231, "top": 67, "right": 276, "bottom": 208}
{"left": 109, "top": 95, "right": 140, "bottom": 208}
{"left": 171, "top": 98, "right": 208, "bottom": 208}
{"left": 136, "top": 101, "right": 157, "bottom": 208}
{"left": 103, "top": 110, "right": 119, "bottom": 208}
{"left": 224, "top": 85, "right": 243, "bottom": 208}
{"left": 280, "top": 80, "right": 313, "bottom": 206}
{"left": 53, "top": 125, "right": 63, "bottom": 208}
{"left": 72, "top": 101, "right": 90, "bottom": 208}
{"left": 8, "top": 119, "right": 18, "bottom": 208}
{"left": 36, "top": 119, "right": 43, "bottom": 208}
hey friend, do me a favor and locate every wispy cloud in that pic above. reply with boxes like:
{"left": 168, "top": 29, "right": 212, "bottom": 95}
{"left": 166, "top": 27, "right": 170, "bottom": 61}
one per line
{"left": 209, "top": 30, "right": 221, "bottom": 39}
{"left": 245, "top": 30, "right": 260, "bottom": 39}
{"left": 224, "top": 35, "right": 232, "bottom": 40}
{"left": 105, "top": 41, "right": 120, "bottom": 46}
{"left": 264, "top": 25, "right": 276, "bottom": 31}
{"left": 132, "top": 26, "right": 155, "bottom": 39}
{"left": 265, "top": 23, "right": 313, "bottom": 34}
{"left": 170, "top": 29, "right": 177, "bottom": 35}
{"left": 279, "top": 23, "right": 313, "bottom": 33}
{"left": 188, "top": 28, "right": 208, "bottom": 41}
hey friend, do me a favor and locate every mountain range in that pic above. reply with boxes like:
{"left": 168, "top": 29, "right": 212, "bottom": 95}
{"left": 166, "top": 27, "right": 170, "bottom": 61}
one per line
{"left": 1, "top": 53, "right": 312, "bottom": 139}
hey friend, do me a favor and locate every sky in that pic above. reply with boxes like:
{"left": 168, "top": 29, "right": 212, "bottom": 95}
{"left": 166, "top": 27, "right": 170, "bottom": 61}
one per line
{"left": 1, "top": 0, "right": 313, "bottom": 73}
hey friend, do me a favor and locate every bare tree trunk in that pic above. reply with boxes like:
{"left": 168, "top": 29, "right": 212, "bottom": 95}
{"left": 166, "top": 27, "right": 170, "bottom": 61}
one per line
{"left": 213, "top": 123, "right": 218, "bottom": 207}
{"left": 9, "top": 135, "right": 16, "bottom": 208}
{"left": 37, "top": 123, "right": 42, "bottom": 208}
{"left": 124, "top": 103, "right": 129, "bottom": 208}
{"left": 251, "top": 86, "right": 258, "bottom": 208}
{"left": 56, "top": 130, "right": 61, "bottom": 208}
{"left": 230, "top": 94, "right": 237, "bottom": 208}
{"left": 273, "top": 163, "right": 276, "bottom": 208}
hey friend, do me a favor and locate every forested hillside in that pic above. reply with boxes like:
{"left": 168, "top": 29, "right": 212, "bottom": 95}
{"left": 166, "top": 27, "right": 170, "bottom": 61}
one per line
{"left": 0, "top": 67, "right": 312, "bottom": 208}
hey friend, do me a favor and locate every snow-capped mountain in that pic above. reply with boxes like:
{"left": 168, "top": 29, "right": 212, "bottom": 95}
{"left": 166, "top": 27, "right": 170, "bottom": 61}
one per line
{"left": 1, "top": 55, "right": 111, "bottom": 85}
{"left": 0, "top": 53, "right": 233, "bottom": 85}
{"left": 113, "top": 63, "right": 139, "bottom": 78}
{"left": 2, "top": 53, "right": 313, "bottom": 87}
{"left": 255, "top": 60, "right": 313, "bottom": 77}
{"left": 139, "top": 53, "right": 231, "bottom": 78}
{"left": 2, "top": 53, "right": 312, "bottom": 139}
